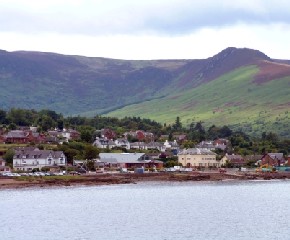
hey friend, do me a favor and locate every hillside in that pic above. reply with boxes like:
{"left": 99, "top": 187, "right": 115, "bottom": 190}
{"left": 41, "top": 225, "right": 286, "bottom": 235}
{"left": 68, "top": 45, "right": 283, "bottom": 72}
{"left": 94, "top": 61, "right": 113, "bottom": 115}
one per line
{"left": 0, "top": 50, "right": 189, "bottom": 115}
{"left": 1, "top": 47, "right": 290, "bottom": 137}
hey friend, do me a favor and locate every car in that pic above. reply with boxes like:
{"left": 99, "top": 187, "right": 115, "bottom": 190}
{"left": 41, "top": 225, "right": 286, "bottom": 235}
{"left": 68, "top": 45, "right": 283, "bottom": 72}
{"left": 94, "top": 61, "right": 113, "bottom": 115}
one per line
{"left": 2, "top": 172, "right": 12, "bottom": 176}
{"left": 69, "top": 171, "right": 81, "bottom": 175}
{"left": 12, "top": 173, "right": 21, "bottom": 177}
{"left": 77, "top": 168, "right": 87, "bottom": 174}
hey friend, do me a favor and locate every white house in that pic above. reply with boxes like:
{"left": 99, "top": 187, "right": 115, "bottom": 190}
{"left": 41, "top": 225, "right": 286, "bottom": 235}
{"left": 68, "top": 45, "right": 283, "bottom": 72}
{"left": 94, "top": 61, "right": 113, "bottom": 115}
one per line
{"left": 13, "top": 148, "right": 66, "bottom": 171}
{"left": 114, "top": 138, "right": 131, "bottom": 150}
{"left": 93, "top": 137, "right": 116, "bottom": 149}
{"left": 164, "top": 140, "right": 179, "bottom": 150}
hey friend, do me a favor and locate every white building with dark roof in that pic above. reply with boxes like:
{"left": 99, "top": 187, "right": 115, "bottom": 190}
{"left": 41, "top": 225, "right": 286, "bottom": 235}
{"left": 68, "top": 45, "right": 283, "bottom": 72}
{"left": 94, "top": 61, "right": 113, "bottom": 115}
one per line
{"left": 93, "top": 137, "right": 116, "bottom": 149}
{"left": 13, "top": 148, "right": 66, "bottom": 171}
{"left": 114, "top": 138, "right": 131, "bottom": 150}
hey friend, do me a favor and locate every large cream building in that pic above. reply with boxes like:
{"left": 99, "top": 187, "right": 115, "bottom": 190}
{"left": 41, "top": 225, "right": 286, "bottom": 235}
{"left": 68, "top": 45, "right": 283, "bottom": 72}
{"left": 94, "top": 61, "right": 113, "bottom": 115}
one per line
{"left": 178, "top": 148, "right": 220, "bottom": 168}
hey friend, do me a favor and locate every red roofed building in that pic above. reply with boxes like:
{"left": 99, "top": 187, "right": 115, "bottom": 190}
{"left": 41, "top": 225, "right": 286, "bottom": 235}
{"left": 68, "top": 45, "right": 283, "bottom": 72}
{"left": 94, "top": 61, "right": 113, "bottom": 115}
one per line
{"left": 261, "top": 153, "right": 285, "bottom": 167}
{"left": 4, "top": 130, "right": 44, "bottom": 144}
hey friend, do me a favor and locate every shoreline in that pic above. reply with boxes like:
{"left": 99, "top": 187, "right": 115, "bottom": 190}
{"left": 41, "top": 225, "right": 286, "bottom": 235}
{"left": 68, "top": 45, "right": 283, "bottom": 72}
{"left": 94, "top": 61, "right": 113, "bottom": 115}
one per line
{"left": 1, "top": 171, "right": 290, "bottom": 190}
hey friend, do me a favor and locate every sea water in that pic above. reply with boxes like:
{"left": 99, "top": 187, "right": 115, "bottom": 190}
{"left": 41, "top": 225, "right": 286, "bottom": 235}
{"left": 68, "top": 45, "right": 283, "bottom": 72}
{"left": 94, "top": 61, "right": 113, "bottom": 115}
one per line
{"left": 1, "top": 180, "right": 289, "bottom": 240}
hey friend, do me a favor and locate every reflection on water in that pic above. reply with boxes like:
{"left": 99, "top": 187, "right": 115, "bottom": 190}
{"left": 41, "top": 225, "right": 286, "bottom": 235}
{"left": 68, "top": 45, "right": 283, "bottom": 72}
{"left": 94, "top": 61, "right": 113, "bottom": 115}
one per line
{"left": 1, "top": 180, "right": 290, "bottom": 240}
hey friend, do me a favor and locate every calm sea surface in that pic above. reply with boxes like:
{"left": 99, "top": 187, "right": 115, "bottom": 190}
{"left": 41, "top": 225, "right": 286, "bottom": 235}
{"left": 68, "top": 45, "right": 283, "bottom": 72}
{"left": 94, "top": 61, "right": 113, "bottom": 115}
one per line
{"left": 1, "top": 180, "right": 290, "bottom": 240}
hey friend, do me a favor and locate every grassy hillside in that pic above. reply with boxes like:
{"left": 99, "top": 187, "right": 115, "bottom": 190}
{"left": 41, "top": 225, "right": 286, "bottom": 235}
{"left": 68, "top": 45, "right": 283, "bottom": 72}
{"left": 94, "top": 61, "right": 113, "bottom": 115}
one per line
{"left": 0, "top": 50, "right": 188, "bottom": 115}
{"left": 107, "top": 65, "right": 290, "bottom": 138}
{"left": 1, "top": 48, "right": 290, "bottom": 137}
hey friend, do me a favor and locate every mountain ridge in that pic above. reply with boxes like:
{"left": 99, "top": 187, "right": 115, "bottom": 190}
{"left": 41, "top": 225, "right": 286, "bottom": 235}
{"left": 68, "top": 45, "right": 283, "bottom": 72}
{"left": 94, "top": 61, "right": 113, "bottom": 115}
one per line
{"left": 1, "top": 47, "right": 290, "bottom": 137}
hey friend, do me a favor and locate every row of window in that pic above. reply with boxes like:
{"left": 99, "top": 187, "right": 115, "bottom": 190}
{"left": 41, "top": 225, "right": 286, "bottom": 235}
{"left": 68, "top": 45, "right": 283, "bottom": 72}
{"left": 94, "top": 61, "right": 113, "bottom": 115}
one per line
{"left": 186, "top": 163, "right": 219, "bottom": 167}
{"left": 181, "top": 157, "right": 216, "bottom": 161}
{"left": 14, "top": 160, "right": 64, "bottom": 165}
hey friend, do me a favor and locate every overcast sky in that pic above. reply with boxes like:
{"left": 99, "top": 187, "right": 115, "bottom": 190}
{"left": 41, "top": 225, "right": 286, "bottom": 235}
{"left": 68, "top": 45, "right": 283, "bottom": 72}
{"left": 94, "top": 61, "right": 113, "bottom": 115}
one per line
{"left": 1, "top": 0, "right": 290, "bottom": 60}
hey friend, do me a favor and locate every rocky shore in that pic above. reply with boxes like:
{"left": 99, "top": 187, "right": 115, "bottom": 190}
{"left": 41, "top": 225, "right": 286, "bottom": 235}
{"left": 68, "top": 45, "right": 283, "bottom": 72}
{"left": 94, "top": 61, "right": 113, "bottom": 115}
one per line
{"left": 1, "top": 171, "right": 290, "bottom": 189}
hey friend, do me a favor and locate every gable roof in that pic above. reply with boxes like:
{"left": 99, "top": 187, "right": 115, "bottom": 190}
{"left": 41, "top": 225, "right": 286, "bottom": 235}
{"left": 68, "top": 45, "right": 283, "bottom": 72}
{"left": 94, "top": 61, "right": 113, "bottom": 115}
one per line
{"left": 6, "top": 130, "right": 29, "bottom": 138}
{"left": 244, "top": 155, "right": 263, "bottom": 161}
{"left": 14, "top": 150, "right": 65, "bottom": 159}
{"left": 178, "top": 148, "right": 216, "bottom": 155}
{"left": 224, "top": 154, "right": 243, "bottom": 160}
{"left": 267, "top": 153, "right": 284, "bottom": 161}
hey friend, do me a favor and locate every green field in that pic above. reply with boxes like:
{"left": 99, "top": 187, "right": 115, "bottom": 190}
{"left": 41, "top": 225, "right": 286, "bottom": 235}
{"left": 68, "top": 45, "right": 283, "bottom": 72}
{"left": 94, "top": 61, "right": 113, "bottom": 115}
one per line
{"left": 107, "top": 65, "right": 290, "bottom": 138}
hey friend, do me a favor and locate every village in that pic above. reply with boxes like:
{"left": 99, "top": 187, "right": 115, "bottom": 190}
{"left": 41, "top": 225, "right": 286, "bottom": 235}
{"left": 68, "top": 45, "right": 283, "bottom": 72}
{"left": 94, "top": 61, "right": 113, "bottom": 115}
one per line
{"left": 1, "top": 126, "right": 289, "bottom": 182}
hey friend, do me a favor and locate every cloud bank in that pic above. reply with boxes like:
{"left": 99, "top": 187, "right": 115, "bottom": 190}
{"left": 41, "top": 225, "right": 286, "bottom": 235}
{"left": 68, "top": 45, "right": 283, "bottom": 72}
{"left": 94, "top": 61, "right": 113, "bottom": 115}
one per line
{"left": 1, "top": 0, "right": 290, "bottom": 36}
{"left": 0, "top": 0, "right": 290, "bottom": 60}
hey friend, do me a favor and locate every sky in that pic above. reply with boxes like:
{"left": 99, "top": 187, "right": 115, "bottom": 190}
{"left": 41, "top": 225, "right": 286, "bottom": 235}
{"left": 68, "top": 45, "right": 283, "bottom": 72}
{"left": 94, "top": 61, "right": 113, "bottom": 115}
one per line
{"left": 1, "top": 0, "right": 290, "bottom": 60}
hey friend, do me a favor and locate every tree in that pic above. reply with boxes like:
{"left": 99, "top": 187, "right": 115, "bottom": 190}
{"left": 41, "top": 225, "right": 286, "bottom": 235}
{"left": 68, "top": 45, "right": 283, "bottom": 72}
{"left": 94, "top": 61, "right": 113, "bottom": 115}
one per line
{"left": 81, "top": 130, "right": 93, "bottom": 143}
{"left": 188, "top": 121, "right": 205, "bottom": 142}
{"left": 173, "top": 116, "right": 182, "bottom": 131}
{"left": 84, "top": 145, "right": 99, "bottom": 160}
{"left": 0, "top": 109, "right": 7, "bottom": 124}
{"left": 207, "top": 125, "right": 220, "bottom": 139}
{"left": 219, "top": 126, "right": 232, "bottom": 138}
{"left": 78, "top": 126, "right": 95, "bottom": 143}
{"left": 168, "top": 132, "right": 173, "bottom": 141}
{"left": 3, "top": 149, "right": 15, "bottom": 165}
{"left": 86, "top": 160, "right": 96, "bottom": 171}
{"left": 7, "top": 108, "right": 37, "bottom": 126}
{"left": 38, "top": 115, "right": 56, "bottom": 131}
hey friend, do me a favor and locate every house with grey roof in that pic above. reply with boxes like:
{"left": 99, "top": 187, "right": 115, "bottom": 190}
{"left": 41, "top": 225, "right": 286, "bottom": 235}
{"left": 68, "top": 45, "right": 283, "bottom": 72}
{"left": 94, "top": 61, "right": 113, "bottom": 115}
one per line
{"left": 196, "top": 139, "right": 229, "bottom": 151}
{"left": 99, "top": 153, "right": 163, "bottom": 169}
{"left": 13, "top": 149, "right": 66, "bottom": 171}
{"left": 146, "top": 142, "right": 166, "bottom": 152}
{"left": 114, "top": 138, "right": 130, "bottom": 150}
{"left": 164, "top": 140, "right": 179, "bottom": 150}
{"left": 130, "top": 142, "right": 148, "bottom": 150}
{"left": 93, "top": 137, "right": 116, "bottom": 149}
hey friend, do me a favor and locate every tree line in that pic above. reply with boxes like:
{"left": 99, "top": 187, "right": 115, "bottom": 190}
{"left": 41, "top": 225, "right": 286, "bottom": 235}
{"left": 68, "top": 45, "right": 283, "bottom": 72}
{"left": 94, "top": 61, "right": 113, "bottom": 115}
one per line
{"left": 1, "top": 108, "right": 289, "bottom": 157}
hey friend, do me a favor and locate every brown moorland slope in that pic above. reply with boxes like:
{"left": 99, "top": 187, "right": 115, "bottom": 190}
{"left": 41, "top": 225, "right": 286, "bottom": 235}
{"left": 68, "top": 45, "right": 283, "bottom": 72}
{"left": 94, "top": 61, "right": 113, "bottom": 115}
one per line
{"left": 254, "top": 60, "right": 290, "bottom": 84}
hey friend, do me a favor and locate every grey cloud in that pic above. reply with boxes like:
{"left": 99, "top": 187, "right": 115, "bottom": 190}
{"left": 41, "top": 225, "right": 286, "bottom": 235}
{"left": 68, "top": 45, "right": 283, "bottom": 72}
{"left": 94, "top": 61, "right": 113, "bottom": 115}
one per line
{"left": 0, "top": 1, "right": 290, "bottom": 36}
